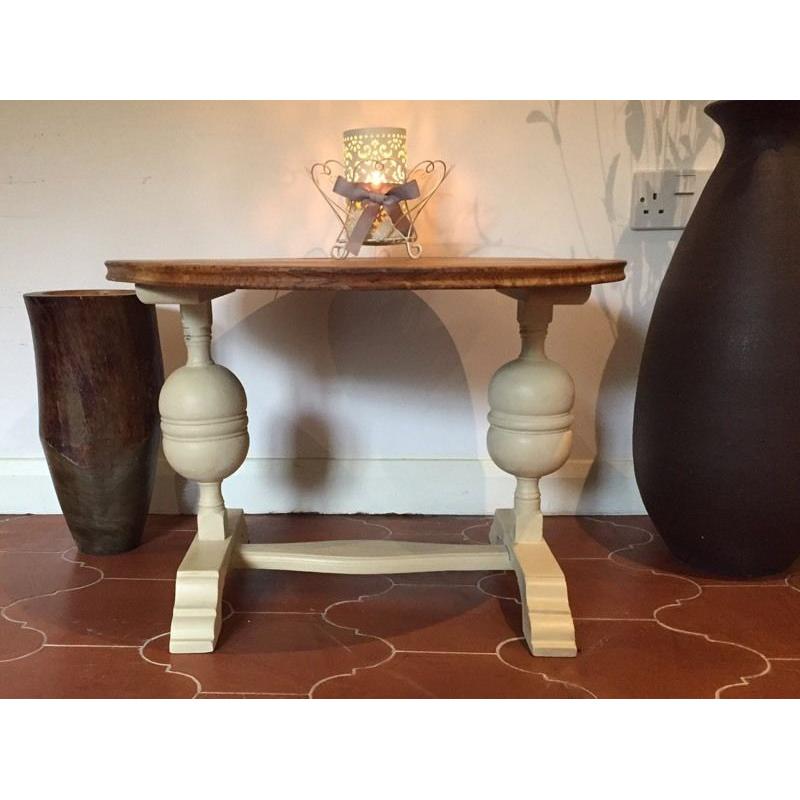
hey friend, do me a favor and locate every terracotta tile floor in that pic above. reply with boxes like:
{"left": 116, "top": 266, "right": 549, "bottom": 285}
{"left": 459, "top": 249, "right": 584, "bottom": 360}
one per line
{"left": 1, "top": 513, "right": 798, "bottom": 699}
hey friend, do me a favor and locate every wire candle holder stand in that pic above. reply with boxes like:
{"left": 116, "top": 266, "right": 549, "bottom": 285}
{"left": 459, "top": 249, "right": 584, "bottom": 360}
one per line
{"left": 310, "top": 127, "right": 449, "bottom": 259}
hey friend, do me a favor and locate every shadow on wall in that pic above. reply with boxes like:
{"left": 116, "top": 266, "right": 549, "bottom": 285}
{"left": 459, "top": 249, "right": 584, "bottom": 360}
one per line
{"left": 154, "top": 288, "right": 481, "bottom": 514}
{"left": 589, "top": 101, "right": 721, "bottom": 512}
{"left": 578, "top": 231, "right": 673, "bottom": 511}
{"left": 527, "top": 100, "right": 722, "bottom": 512}
{"left": 151, "top": 100, "right": 724, "bottom": 517}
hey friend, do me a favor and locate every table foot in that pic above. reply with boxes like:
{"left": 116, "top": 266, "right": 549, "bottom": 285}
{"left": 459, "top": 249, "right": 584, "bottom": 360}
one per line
{"left": 490, "top": 509, "right": 577, "bottom": 657}
{"left": 169, "top": 509, "right": 245, "bottom": 654}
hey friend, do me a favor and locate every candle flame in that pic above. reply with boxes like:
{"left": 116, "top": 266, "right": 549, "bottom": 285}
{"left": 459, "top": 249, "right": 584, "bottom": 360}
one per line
{"left": 367, "top": 169, "right": 386, "bottom": 189}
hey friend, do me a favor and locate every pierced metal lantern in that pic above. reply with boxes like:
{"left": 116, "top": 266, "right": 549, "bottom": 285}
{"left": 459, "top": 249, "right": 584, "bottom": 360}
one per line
{"left": 311, "top": 126, "right": 449, "bottom": 259}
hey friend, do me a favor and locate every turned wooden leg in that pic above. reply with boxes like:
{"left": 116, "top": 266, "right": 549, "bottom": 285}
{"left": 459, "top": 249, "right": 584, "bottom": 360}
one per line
{"left": 156, "top": 297, "right": 249, "bottom": 653}
{"left": 487, "top": 287, "right": 589, "bottom": 657}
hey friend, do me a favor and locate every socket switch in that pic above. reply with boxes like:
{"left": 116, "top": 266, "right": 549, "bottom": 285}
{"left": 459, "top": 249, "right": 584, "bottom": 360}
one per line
{"left": 630, "top": 169, "right": 710, "bottom": 231}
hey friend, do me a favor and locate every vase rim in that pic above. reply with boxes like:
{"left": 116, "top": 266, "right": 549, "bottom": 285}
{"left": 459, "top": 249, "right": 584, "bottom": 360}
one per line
{"left": 24, "top": 289, "right": 136, "bottom": 298}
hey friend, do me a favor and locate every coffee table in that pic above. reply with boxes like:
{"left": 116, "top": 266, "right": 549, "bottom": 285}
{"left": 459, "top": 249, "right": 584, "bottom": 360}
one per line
{"left": 106, "top": 257, "right": 625, "bottom": 657}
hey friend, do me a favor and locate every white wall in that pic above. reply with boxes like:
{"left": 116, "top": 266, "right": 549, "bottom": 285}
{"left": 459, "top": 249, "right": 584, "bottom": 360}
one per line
{"left": 0, "top": 101, "right": 722, "bottom": 514}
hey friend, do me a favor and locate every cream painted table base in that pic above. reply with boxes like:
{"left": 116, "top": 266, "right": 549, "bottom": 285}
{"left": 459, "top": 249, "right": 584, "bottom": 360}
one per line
{"left": 113, "top": 258, "right": 625, "bottom": 658}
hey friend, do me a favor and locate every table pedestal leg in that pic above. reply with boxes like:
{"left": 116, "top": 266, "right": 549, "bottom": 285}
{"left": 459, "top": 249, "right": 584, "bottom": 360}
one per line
{"left": 133, "top": 282, "right": 592, "bottom": 658}
{"left": 156, "top": 297, "right": 249, "bottom": 653}
{"left": 487, "top": 287, "right": 589, "bottom": 657}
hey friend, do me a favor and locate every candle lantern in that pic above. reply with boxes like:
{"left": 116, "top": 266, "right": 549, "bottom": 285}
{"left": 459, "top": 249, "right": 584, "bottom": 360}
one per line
{"left": 311, "top": 126, "right": 449, "bottom": 259}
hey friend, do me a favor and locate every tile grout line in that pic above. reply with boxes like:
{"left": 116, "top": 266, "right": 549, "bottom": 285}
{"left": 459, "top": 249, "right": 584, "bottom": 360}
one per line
{"left": 586, "top": 516, "right": 800, "bottom": 589}
{"left": 697, "top": 582, "right": 795, "bottom": 588}
{"left": 494, "top": 636, "right": 598, "bottom": 699}
{"left": 574, "top": 617, "right": 656, "bottom": 622}
{"left": 560, "top": 556, "right": 629, "bottom": 561}
{"left": 307, "top": 580, "right": 399, "bottom": 698}
{"left": 391, "top": 581, "right": 491, "bottom": 588}
{"left": 461, "top": 520, "right": 491, "bottom": 545}
{"left": 395, "top": 649, "right": 500, "bottom": 656}
{"left": 650, "top": 578, "right": 772, "bottom": 698}
{"left": 137, "top": 631, "right": 204, "bottom": 699}
{"left": 230, "top": 610, "right": 321, "bottom": 615}
{"left": 198, "top": 691, "right": 307, "bottom": 698}
{"left": 355, "top": 518, "right": 393, "bottom": 540}
{"left": 585, "top": 516, "right": 773, "bottom": 699}
{"left": 212, "top": 563, "right": 400, "bottom": 699}
{"left": 0, "top": 546, "right": 104, "bottom": 664}
{"left": 585, "top": 515, "right": 654, "bottom": 561}
{"left": 43, "top": 643, "right": 140, "bottom": 649}
{"left": 476, "top": 573, "right": 521, "bottom": 605}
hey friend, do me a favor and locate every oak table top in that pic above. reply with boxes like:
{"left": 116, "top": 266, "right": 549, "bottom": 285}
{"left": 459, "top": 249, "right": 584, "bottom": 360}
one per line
{"left": 105, "top": 256, "right": 626, "bottom": 291}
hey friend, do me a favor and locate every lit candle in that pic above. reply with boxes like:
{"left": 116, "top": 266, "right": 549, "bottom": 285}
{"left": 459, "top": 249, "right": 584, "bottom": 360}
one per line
{"left": 343, "top": 127, "right": 407, "bottom": 186}
{"left": 342, "top": 127, "right": 408, "bottom": 245}
{"left": 310, "top": 123, "right": 449, "bottom": 258}
{"left": 367, "top": 169, "right": 387, "bottom": 190}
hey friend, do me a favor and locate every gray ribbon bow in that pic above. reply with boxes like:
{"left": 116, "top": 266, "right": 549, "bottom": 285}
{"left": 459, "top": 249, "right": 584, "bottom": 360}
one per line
{"left": 333, "top": 176, "right": 420, "bottom": 255}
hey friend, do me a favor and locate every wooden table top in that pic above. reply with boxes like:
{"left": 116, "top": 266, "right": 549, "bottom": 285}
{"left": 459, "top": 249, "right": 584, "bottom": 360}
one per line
{"left": 105, "top": 257, "right": 626, "bottom": 291}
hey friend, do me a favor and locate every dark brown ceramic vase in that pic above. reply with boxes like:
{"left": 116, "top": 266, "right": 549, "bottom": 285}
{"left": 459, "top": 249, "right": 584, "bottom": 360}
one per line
{"left": 633, "top": 100, "right": 800, "bottom": 577}
{"left": 25, "top": 290, "right": 164, "bottom": 554}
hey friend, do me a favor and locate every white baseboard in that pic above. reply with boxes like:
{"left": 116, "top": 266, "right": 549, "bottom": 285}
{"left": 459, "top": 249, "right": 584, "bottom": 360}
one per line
{"left": 0, "top": 456, "right": 645, "bottom": 516}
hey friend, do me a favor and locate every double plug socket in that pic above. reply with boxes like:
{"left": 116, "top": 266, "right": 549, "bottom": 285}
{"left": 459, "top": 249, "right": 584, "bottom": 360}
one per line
{"left": 630, "top": 169, "right": 710, "bottom": 230}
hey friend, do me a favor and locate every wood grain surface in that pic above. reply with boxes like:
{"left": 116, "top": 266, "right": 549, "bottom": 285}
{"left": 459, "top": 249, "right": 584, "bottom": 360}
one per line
{"left": 105, "top": 257, "right": 626, "bottom": 291}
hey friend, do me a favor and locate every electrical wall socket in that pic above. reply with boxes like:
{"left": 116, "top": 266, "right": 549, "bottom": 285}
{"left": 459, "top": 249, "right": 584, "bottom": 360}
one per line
{"left": 630, "top": 169, "right": 710, "bottom": 230}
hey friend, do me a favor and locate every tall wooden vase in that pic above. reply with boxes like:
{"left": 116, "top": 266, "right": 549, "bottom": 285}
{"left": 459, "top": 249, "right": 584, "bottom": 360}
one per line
{"left": 633, "top": 100, "right": 800, "bottom": 577}
{"left": 25, "top": 290, "right": 164, "bottom": 554}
